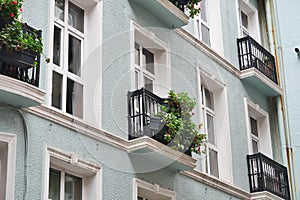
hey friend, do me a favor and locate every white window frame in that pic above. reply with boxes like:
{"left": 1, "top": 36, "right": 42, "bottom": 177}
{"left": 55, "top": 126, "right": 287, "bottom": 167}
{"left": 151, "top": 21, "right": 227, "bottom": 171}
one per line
{"left": 237, "top": 0, "right": 261, "bottom": 42}
{"left": 131, "top": 21, "right": 171, "bottom": 97}
{"left": 133, "top": 178, "right": 176, "bottom": 200}
{"left": 44, "top": 147, "right": 102, "bottom": 200}
{"left": 47, "top": 0, "right": 102, "bottom": 126}
{"left": 244, "top": 98, "right": 273, "bottom": 157}
{"left": 0, "top": 132, "right": 17, "bottom": 200}
{"left": 194, "top": 0, "right": 210, "bottom": 46}
{"left": 196, "top": 67, "right": 232, "bottom": 183}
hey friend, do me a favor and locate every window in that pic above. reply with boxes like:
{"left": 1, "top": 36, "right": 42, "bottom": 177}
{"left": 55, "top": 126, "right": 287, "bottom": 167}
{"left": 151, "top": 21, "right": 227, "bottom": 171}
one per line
{"left": 0, "top": 133, "right": 16, "bottom": 200}
{"left": 49, "top": 0, "right": 101, "bottom": 123}
{"left": 132, "top": 22, "right": 170, "bottom": 97}
{"left": 195, "top": 0, "right": 210, "bottom": 46}
{"left": 133, "top": 178, "right": 176, "bottom": 200}
{"left": 244, "top": 98, "right": 272, "bottom": 156}
{"left": 238, "top": 0, "right": 260, "bottom": 41}
{"left": 45, "top": 147, "right": 102, "bottom": 200}
{"left": 197, "top": 68, "right": 232, "bottom": 182}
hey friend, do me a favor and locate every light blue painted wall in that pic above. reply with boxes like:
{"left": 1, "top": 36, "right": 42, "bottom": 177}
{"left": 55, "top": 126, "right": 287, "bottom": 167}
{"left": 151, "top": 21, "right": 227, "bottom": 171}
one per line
{"left": 275, "top": 1, "right": 300, "bottom": 199}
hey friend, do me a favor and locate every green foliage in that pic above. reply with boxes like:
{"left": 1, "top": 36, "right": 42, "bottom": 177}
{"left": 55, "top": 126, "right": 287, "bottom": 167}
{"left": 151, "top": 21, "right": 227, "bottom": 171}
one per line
{"left": 158, "top": 90, "right": 206, "bottom": 154}
{"left": 0, "top": 0, "right": 22, "bottom": 20}
{"left": 186, "top": 0, "right": 202, "bottom": 18}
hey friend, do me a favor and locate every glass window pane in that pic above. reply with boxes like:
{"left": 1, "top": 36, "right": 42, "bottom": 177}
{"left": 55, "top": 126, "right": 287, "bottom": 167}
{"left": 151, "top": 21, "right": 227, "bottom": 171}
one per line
{"left": 135, "top": 42, "right": 140, "bottom": 66}
{"left": 65, "top": 173, "right": 82, "bottom": 200}
{"left": 142, "top": 48, "right": 154, "bottom": 74}
{"left": 68, "top": 35, "right": 81, "bottom": 76}
{"left": 135, "top": 71, "right": 139, "bottom": 90}
{"left": 252, "top": 139, "right": 258, "bottom": 153}
{"left": 67, "top": 79, "right": 83, "bottom": 118}
{"left": 68, "top": 2, "right": 84, "bottom": 32}
{"left": 250, "top": 117, "right": 258, "bottom": 137}
{"left": 207, "top": 113, "right": 215, "bottom": 145}
{"left": 241, "top": 11, "right": 248, "bottom": 29}
{"left": 144, "top": 76, "right": 153, "bottom": 92}
{"left": 55, "top": 0, "right": 64, "bottom": 21}
{"left": 204, "top": 88, "right": 214, "bottom": 110}
{"left": 53, "top": 26, "right": 61, "bottom": 66}
{"left": 201, "top": 24, "right": 210, "bottom": 46}
{"left": 49, "top": 169, "right": 61, "bottom": 200}
{"left": 200, "top": 0, "right": 207, "bottom": 22}
{"left": 52, "top": 72, "right": 63, "bottom": 109}
{"left": 209, "top": 149, "right": 219, "bottom": 177}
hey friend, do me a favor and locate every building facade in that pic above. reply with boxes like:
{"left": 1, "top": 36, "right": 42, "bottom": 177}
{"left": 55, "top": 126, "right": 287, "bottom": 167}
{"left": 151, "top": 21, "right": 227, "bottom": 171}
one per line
{"left": 0, "top": 0, "right": 292, "bottom": 199}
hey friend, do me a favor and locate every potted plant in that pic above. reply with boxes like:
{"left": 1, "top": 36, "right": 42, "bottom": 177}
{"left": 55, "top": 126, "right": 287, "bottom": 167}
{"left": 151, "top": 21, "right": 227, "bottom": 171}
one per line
{"left": 157, "top": 90, "right": 206, "bottom": 155}
{"left": 0, "top": 0, "right": 49, "bottom": 68}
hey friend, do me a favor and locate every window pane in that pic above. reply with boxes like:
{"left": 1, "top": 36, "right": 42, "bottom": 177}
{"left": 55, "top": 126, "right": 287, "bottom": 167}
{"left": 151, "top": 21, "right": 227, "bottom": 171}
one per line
{"left": 250, "top": 117, "right": 258, "bottom": 137}
{"left": 241, "top": 11, "right": 248, "bottom": 29}
{"left": 52, "top": 72, "right": 63, "bottom": 109}
{"left": 142, "top": 48, "right": 154, "bottom": 74}
{"left": 67, "top": 79, "right": 83, "bottom": 118}
{"left": 135, "top": 42, "right": 140, "bottom": 66}
{"left": 135, "top": 71, "right": 139, "bottom": 90}
{"left": 204, "top": 88, "right": 214, "bottom": 110}
{"left": 144, "top": 76, "right": 153, "bottom": 92}
{"left": 49, "top": 169, "right": 61, "bottom": 200}
{"left": 68, "top": 35, "right": 81, "bottom": 76}
{"left": 209, "top": 149, "right": 219, "bottom": 177}
{"left": 55, "top": 0, "right": 64, "bottom": 21}
{"left": 53, "top": 26, "right": 61, "bottom": 66}
{"left": 65, "top": 173, "right": 82, "bottom": 200}
{"left": 200, "top": 0, "right": 207, "bottom": 22}
{"left": 207, "top": 113, "right": 215, "bottom": 145}
{"left": 252, "top": 139, "right": 258, "bottom": 153}
{"left": 68, "top": 2, "right": 84, "bottom": 32}
{"left": 201, "top": 24, "right": 210, "bottom": 46}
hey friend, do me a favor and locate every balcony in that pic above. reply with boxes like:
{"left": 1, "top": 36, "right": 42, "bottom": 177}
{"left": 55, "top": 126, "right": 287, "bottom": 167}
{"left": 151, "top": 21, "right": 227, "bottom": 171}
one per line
{"left": 247, "top": 153, "right": 290, "bottom": 200}
{"left": 131, "top": 0, "right": 189, "bottom": 28}
{"left": 127, "top": 88, "right": 196, "bottom": 172}
{"left": 237, "top": 35, "right": 281, "bottom": 97}
{"left": 0, "top": 23, "right": 44, "bottom": 108}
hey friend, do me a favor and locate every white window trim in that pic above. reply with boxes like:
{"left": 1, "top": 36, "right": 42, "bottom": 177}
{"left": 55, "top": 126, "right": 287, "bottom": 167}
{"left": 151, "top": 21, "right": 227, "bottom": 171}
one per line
{"left": 130, "top": 21, "right": 171, "bottom": 97}
{"left": 244, "top": 98, "right": 273, "bottom": 157}
{"left": 0, "top": 132, "right": 17, "bottom": 200}
{"left": 196, "top": 67, "right": 233, "bottom": 183}
{"left": 133, "top": 178, "right": 176, "bottom": 200}
{"left": 43, "top": 146, "right": 102, "bottom": 200}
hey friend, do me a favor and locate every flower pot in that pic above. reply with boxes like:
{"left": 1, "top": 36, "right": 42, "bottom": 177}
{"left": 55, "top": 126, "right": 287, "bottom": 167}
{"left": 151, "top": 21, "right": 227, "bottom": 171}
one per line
{"left": 0, "top": 47, "right": 37, "bottom": 69}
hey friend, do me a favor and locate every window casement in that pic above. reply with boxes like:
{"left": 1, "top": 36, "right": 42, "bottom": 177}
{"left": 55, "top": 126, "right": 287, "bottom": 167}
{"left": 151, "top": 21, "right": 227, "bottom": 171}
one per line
{"left": 197, "top": 68, "right": 232, "bottom": 182}
{"left": 200, "top": 85, "right": 219, "bottom": 177}
{"left": 237, "top": 0, "right": 260, "bottom": 42}
{"left": 0, "top": 133, "right": 16, "bottom": 200}
{"left": 244, "top": 98, "right": 272, "bottom": 156}
{"left": 133, "top": 178, "right": 176, "bottom": 200}
{"left": 44, "top": 147, "right": 102, "bottom": 200}
{"left": 131, "top": 22, "right": 170, "bottom": 97}
{"left": 195, "top": 0, "right": 210, "bottom": 46}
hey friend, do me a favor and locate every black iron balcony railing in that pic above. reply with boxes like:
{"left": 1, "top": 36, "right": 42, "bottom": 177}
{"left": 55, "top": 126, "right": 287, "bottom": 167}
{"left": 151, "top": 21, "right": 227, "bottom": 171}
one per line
{"left": 169, "top": 0, "right": 185, "bottom": 12}
{"left": 237, "top": 35, "right": 277, "bottom": 84}
{"left": 247, "top": 153, "right": 290, "bottom": 200}
{"left": 0, "top": 23, "right": 41, "bottom": 87}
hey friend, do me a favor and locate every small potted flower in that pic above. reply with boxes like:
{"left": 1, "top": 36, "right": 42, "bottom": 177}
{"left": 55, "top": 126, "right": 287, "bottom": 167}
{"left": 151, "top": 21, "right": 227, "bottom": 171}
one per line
{"left": 157, "top": 90, "right": 206, "bottom": 155}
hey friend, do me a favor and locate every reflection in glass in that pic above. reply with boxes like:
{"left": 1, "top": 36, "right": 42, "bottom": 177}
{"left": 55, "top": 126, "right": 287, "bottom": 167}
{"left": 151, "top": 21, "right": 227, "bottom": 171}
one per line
{"left": 201, "top": 24, "right": 210, "bottom": 46}
{"left": 55, "top": 0, "right": 64, "bottom": 21}
{"left": 135, "top": 42, "right": 140, "bottom": 66}
{"left": 204, "top": 88, "right": 214, "bottom": 110}
{"left": 209, "top": 149, "right": 219, "bottom": 177}
{"left": 53, "top": 26, "right": 61, "bottom": 66}
{"left": 65, "top": 173, "right": 82, "bottom": 200}
{"left": 144, "top": 76, "right": 153, "bottom": 92}
{"left": 66, "top": 79, "right": 83, "bottom": 118}
{"left": 52, "top": 72, "right": 63, "bottom": 109}
{"left": 142, "top": 48, "right": 154, "bottom": 74}
{"left": 207, "top": 113, "right": 215, "bottom": 145}
{"left": 49, "top": 169, "right": 61, "bottom": 200}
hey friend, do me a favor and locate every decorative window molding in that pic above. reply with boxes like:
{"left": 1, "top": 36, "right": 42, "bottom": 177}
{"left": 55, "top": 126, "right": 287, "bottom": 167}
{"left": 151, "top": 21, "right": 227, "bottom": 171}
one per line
{"left": 131, "top": 21, "right": 171, "bottom": 97}
{"left": 244, "top": 98, "right": 272, "bottom": 157}
{"left": 44, "top": 147, "right": 102, "bottom": 200}
{"left": 0, "top": 132, "right": 17, "bottom": 200}
{"left": 133, "top": 178, "right": 176, "bottom": 200}
{"left": 196, "top": 67, "right": 232, "bottom": 183}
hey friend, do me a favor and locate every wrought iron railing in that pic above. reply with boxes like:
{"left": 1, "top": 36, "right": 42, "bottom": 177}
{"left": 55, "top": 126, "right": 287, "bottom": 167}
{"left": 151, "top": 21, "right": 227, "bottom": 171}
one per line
{"left": 237, "top": 35, "right": 277, "bottom": 84}
{"left": 169, "top": 0, "right": 186, "bottom": 12}
{"left": 247, "top": 153, "right": 290, "bottom": 200}
{"left": 128, "top": 88, "right": 168, "bottom": 143}
{"left": 0, "top": 23, "right": 41, "bottom": 87}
